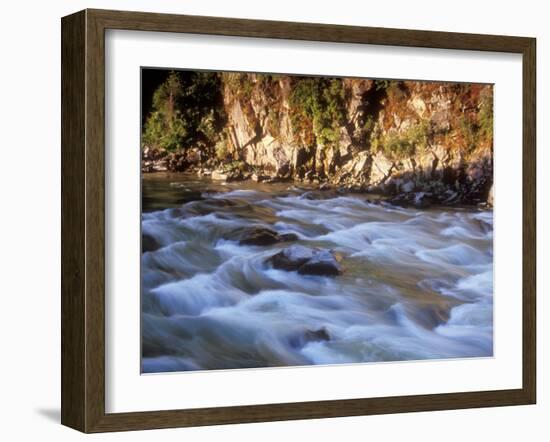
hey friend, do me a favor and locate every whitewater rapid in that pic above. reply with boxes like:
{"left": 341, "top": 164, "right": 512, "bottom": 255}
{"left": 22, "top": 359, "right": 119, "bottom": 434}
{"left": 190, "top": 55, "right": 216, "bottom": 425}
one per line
{"left": 141, "top": 174, "right": 493, "bottom": 373}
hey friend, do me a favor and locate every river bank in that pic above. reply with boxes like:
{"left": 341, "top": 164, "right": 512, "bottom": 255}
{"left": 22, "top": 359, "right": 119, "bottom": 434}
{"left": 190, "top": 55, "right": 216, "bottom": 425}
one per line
{"left": 142, "top": 165, "right": 493, "bottom": 210}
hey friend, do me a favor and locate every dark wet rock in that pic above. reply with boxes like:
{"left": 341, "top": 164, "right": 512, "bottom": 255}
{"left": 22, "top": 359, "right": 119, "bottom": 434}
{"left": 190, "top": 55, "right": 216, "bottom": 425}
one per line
{"left": 442, "top": 190, "right": 459, "bottom": 205}
{"left": 174, "top": 190, "right": 204, "bottom": 205}
{"left": 268, "top": 245, "right": 343, "bottom": 276}
{"left": 400, "top": 180, "right": 415, "bottom": 193}
{"left": 269, "top": 244, "right": 315, "bottom": 270}
{"left": 239, "top": 227, "right": 279, "bottom": 246}
{"left": 166, "top": 152, "right": 189, "bottom": 172}
{"left": 279, "top": 233, "right": 299, "bottom": 242}
{"left": 290, "top": 327, "right": 331, "bottom": 348}
{"left": 142, "top": 233, "right": 161, "bottom": 253}
{"left": 205, "top": 198, "right": 240, "bottom": 208}
{"left": 235, "top": 227, "right": 299, "bottom": 246}
{"left": 475, "top": 219, "right": 492, "bottom": 234}
{"left": 304, "top": 327, "right": 331, "bottom": 342}
{"left": 300, "top": 190, "right": 337, "bottom": 201}
{"left": 298, "top": 249, "right": 343, "bottom": 276}
{"left": 412, "top": 192, "right": 432, "bottom": 209}
{"left": 251, "top": 173, "right": 272, "bottom": 182}
{"left": 387, "top": 193, "right": 409, "bottom": 207}
{"left": 388, "top": 191, "right": 432, "bottom": 209}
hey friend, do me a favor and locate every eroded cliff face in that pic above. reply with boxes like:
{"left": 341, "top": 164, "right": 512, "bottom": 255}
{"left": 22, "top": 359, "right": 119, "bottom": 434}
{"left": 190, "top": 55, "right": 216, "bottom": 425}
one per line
{"left": 219, "top": 75, "right": 492, "bottom": 203}
{"left": 142, "top": 71, "right": 493, "bottom": 205}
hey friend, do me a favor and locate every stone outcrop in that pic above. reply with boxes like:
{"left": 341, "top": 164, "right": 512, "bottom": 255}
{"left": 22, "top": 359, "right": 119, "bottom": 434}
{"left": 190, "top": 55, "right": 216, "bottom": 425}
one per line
{"left": 219, "top": 77, "right": 493, "bottom": 204}
{"left": 143, "top": 74, "right": 493, "bottom": 205}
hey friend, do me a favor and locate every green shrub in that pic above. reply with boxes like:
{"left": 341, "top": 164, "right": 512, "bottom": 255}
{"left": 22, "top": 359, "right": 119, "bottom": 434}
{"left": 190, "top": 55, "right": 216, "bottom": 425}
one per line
{"left": 374, "top": 80, "right": 390, "bottom": 91}
{"left": 478, "top": 91, "right": 493, "bottom": 141}
{"left": 142, "top": 71, "right": 224, "bottom": 152}
{"left": 363, "top": 115, "right": 376, "bottom": 133}
{"left": 375, "top": 120, "right": 430, "bottom": 160}
{"left": 225, "top": 73, "right": 255, "bottom": 100}
{"left": 458, "top": 115, "right": 477, "bottom": 153}
{"left": 215, "top": 139, "right": 229, "bottom": 161}
{"left": 289, "top": 77, "right": 346, "bottom": 148}
{"left": 267, "top": 109, "right": 281, "bottom": 137}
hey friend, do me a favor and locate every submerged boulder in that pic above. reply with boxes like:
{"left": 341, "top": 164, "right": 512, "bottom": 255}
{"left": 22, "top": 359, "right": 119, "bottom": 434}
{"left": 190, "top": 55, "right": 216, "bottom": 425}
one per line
{"left": 235, "top": 226, "right": 299, "bottom": 246}
{"left": 304, "top": 327, "right": 331, "bottom": 342}
{"left": 267, "top": 245, "right": 343, "bottom": 276}
{"left": 289, "top": 327, "right": 331, "bottom": 349}
{"left": 298, "top": 249, "right": 343, "bottom": 276}
{"left": 142, "top": 233, "right": 161, "bottom": 253}
{"left": 269, "top": 244, "right": 315, "bottom": 270}
{"left": 388, "top": 191, "right": 432, "bottom": 209}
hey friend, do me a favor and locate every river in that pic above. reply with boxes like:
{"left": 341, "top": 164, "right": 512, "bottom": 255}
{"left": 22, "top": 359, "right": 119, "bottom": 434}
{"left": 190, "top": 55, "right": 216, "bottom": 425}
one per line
{"left": 141, "top": 173, "right": 493, "bottom": 373}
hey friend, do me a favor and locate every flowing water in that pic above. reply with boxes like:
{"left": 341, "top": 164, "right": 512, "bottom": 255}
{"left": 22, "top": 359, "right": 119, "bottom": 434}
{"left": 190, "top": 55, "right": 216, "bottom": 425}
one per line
{"left": 141, "top": 173, "right": 493, "bottom": 373}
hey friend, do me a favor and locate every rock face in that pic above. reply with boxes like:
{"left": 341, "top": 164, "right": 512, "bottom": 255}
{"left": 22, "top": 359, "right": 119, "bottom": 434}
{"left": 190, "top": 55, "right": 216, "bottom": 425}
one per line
{"left": 218, "top": 76, "right": 493, "bottom": 204}
{"left": 267, "top": 245, "right": 343, "bottom": 276}
{"left": 143, "top": 74, "right": 493, "bottom": 205}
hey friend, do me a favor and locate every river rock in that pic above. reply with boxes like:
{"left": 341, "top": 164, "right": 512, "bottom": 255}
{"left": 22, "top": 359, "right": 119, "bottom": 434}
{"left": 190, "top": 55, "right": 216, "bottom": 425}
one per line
{"left": 142, "top": 233, "right": 161, "bottom": 253}
{"left": 401, "top": 180, "right": 415, "bottom": 193}
{"left": 236, "top": 227, "right": 298, "bottom": 246}
{"left": 165, "top": 152, "right": 189, "bottom": 172}
{"left": 290, "top": 327, "right": 331, "bottom": 348}
{"left": 175, "top": 190, "right": 204, "bottom": 205}
{"left": 269, "top": 244, "right": 315, "bottom": 270}
{"left": 413, "top": 192, "right": 432, "bottom": 209}
{"left": 198, "top": 168, "right": 212, "bottom": 177}
{"left": 251, "top": 173, "right": 271, "bottom": 182}
{"left": 211, "top": 170, "right": 229, "bottom": 181}
{"left": 298, "top": 249, "right": 343, "bottom": 276}
{"left": 268, "top": 245, "right": 343, "bottom": 276}
{"left": 300, "top": 190, "right": 336, "bottom": 201}
{"left": 279, "top": 233, "right": 300, "bottom": 242}
{"left": 304, "top": 327, "right": 330, "bottom": 342}
{"left": 388, "top": 191, "right": 432, "bottom": 209}
{"left": 212, "top": 168, "right": 245, "bottom": 182}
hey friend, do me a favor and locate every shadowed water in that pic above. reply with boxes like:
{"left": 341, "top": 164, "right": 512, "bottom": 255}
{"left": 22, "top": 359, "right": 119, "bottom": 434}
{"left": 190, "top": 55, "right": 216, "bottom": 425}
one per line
{"left": 141, "top": 173, "right": 493, "bottom": 373}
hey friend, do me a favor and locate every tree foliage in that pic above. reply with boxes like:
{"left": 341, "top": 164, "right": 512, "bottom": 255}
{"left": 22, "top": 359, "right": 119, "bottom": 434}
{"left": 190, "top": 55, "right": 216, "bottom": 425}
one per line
{"left": 373, "top": 120, "right": 431, "bottom": 160}
{"left": 289, "top": 77, "right": 346, "bottom": 148}
{"left": 142, "top": 71, "right": 224, "bottom": 151}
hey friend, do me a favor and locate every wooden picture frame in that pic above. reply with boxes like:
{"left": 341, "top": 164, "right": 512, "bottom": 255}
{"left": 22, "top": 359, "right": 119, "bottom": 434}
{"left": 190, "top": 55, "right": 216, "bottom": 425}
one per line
{"left": 61, "top": 8, "right": 536, "bottom": 433}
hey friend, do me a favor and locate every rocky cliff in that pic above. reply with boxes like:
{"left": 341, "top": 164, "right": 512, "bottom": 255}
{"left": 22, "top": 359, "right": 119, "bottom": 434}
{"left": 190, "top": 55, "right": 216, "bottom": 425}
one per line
{"left": 142, "top": 71, "right": 493, "bottom": 206}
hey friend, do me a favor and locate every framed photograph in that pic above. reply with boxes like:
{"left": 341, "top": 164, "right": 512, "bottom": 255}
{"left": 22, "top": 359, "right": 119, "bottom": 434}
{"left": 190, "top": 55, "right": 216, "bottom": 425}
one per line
{"left": 61, "top": 9, "right": 536, "bottom": 433}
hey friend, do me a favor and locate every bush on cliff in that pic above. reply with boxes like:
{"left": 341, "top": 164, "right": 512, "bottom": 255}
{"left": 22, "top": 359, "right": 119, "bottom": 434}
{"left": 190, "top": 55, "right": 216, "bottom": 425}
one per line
{"left": 289, "top": 77, "right": 346, "bottom": 148}
{"left": 374, "top": 120, "right": 431, "bottom": 160}
{"left": 142, "top": 71, "right": 225, "bottom": 152}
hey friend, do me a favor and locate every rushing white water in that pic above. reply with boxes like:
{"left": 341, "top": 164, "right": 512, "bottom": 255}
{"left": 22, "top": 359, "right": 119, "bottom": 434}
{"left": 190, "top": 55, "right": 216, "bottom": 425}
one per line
{"left": 141, "top": 174, "right": 493, "bottom": 373}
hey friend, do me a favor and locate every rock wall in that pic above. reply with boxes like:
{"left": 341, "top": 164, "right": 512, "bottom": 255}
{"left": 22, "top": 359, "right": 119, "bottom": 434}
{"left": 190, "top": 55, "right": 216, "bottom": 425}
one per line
{"left": 143, "top": 72, "right": 493, "bottom": 205}
{"left": 219, "top": 75, "right": 493, "bottom": 204}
